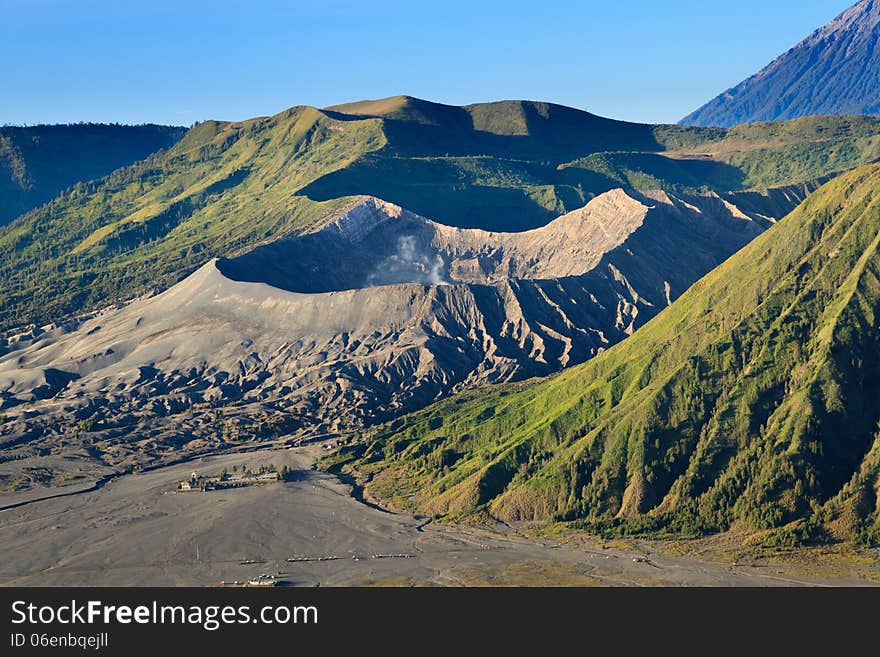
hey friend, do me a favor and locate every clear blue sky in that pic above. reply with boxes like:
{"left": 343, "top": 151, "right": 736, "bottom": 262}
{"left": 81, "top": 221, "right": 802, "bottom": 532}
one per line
{"left": 0, "top": 0, "right": 855, "bottom": 126}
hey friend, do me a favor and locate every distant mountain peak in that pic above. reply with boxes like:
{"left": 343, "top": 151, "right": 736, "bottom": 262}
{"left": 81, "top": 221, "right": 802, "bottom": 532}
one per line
{"left": 825, "top": 0, "right": 879, "bottom": 32}
{"left": 801, "top": 0, "right": 879, "bottom": 53}
{"left": 682, "top": 0, "right": 880, "bottom": 127}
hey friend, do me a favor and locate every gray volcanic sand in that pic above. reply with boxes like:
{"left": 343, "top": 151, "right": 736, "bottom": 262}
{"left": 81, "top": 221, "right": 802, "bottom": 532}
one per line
{"left": 0, "top": 444, "right": 875, "bottom": 587}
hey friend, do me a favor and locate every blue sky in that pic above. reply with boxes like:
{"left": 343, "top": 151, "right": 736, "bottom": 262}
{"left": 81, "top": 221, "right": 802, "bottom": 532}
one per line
{"left": 0, "top": 0, "right": 855, "bottom": 126}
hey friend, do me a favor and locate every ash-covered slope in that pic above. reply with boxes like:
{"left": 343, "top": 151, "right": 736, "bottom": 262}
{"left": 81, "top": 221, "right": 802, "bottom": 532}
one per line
{"left": 682, "top": 0, "right": 880, "bottom": 127}
{"left": 0, "top": 190, "right": 797, "bottom": 475}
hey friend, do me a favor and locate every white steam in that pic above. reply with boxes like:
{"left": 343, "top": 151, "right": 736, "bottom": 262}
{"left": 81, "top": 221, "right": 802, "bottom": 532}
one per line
{"left": 365, "top": 235, "right": 450, "bottom": 288}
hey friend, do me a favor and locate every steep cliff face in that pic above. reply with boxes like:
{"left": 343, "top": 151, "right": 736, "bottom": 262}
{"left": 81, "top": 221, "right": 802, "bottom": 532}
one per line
{"left": 0, "top": 189, "right": 799, "bottom": 472}
{"left": 682, "top": 0, "right": 880, "bottom": 127}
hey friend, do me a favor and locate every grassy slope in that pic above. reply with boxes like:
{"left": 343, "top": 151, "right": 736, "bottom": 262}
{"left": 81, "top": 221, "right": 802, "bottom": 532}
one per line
{"left": 335, "top": 164, "right": 880, "bottom": 547}
{"left": 0, "top": 124, "right": 186, "bottom": 226}
{"left": 313, "top": 97, "right": 686, "bottom": 229}
{"left": 0, "top": 108, "right": 385, "bottom": 328}
{"left": 307, "top": 98, "right": 880, "bottom": 229}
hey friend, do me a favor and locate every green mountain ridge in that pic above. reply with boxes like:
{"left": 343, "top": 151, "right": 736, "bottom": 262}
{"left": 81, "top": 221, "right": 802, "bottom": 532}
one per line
{"left": 326, "top": 96, "right": 671, "bottom": 158}
{"left": 309, "top": 99, "right": 880, "bottom": 230}
{"left": 332, "top": 164, "right": 880, "bottom": 547}
{"left": 4, "top": 97, "right": 880, "bottom": 330}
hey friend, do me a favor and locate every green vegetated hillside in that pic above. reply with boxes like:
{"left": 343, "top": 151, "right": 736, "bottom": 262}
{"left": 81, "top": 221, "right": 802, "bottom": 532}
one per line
{"left": 0, "top": 108, "right": 384, "bottom": 328}
{"left": 332, "top": 164, "right": 880, "bottom": 547}
{"left": 304, "top": 97, "right": 880, "bottom": 229}
{"left": 4, "top": 96, "right": 880, "bottom": 329}
{"left": 0, "top": 123, "right": 186, "bottom": 226}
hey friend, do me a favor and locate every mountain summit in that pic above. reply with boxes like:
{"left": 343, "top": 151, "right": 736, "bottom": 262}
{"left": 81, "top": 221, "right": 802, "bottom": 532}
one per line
{"left": 682, "top": 0, "right": 880, "bottom": 127}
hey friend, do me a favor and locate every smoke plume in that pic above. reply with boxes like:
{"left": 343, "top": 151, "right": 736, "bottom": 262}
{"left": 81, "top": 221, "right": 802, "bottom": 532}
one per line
{"left": 365, "top": 235, "right": 450, "bottom": 288}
